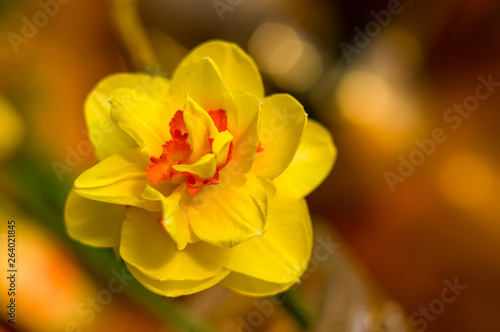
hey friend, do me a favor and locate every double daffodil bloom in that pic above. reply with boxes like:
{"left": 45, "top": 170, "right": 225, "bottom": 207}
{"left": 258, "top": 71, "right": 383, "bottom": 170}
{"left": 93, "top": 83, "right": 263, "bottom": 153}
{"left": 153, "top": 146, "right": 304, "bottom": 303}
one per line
{"left": 65, "top": 40, "right": 336, "bottom": 297}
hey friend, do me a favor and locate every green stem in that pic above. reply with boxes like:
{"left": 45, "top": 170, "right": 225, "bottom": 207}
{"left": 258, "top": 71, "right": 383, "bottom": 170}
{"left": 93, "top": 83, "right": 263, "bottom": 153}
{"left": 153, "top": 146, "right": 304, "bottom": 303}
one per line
{"left": 278, "top": 290, "right": 313, "bottom": 329}
{"left": 107, "top": 0, "right": 157, "bottom": 71}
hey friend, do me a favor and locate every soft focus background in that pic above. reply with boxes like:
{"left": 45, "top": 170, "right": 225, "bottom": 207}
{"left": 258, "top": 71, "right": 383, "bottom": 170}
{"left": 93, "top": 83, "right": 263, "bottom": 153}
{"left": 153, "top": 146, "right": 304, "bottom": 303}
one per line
{"left": 1, "top": 0, "right": 500, "bottom": 331}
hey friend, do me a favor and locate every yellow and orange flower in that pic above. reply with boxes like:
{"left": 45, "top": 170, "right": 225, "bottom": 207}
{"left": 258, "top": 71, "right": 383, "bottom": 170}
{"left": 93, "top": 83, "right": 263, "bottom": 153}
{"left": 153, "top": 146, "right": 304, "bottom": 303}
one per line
{"left": 65, "top": 40, "right": 336, "bottom": 297}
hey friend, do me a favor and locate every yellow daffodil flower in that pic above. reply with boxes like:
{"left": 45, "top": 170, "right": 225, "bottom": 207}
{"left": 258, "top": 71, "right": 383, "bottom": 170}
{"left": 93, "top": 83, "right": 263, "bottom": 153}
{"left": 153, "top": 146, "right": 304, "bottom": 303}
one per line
{"left": 65, "top": 40, "right": 336, "bottom": 297}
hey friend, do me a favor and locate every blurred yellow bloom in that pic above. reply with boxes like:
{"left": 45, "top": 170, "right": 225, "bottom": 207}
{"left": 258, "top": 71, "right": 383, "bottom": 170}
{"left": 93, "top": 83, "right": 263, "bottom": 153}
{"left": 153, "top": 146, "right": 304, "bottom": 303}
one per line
{"left": 65, "top": 40, "right": 336, "bottom": 297}
{"left": 0, "top": 96, "right": 25, "bottom": 164}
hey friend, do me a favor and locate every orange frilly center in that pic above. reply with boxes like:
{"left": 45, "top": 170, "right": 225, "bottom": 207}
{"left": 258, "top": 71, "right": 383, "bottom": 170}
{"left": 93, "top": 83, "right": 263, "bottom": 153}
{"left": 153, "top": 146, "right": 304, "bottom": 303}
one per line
{"left": 145, "top": 109, "right": 233, "bottom": 195}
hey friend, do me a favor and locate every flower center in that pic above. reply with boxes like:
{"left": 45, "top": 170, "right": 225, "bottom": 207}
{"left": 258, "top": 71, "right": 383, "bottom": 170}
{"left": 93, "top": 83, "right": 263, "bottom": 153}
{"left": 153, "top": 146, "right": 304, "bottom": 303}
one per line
{"left": 145, "top": 109, "right": 233, "bottom": 195}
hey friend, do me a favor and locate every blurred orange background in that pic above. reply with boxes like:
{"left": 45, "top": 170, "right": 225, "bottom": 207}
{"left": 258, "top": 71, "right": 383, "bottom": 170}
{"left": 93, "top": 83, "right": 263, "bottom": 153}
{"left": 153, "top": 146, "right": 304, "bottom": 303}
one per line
{"left": 1, "top": 0, "right": 500, "bottom": 331}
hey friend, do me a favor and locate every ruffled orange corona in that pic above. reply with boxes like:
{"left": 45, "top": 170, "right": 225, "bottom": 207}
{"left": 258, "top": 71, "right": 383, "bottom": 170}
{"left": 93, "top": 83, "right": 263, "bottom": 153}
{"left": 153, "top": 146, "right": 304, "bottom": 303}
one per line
{"left": 146, "top": 109, "right": 235, "bottom": 195}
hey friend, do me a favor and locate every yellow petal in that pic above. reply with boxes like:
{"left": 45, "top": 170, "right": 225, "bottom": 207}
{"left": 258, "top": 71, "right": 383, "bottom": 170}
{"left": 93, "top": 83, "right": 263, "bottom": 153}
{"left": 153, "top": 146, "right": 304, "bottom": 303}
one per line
{"left": 92, "top": 73, "right": 170, "bottom": 101}
{"left": 223, "top": 191, "right": 312, "bottom": 284}
{"left": 110, "top": 86, "right": 172, "bottom": 134}
{"left": 173, "top": 40, "right": 264, "bottom": 98}
{"left": 184, "top": 173, "right": 268, "bottom": 248}
{"left": 220, "top": 272, "right": 296, "bottom": 297}
{"left": 182, "top": 106, "right": 210, "bottom": 163}
{"left": 109, "top": 97, "right": 165, "bottom": 157}
{"left": 126, "top": 263, "right": 230, "bottom": 297}
{"left": 85, "top": 73, "right": 169, "bottom": 160}
{"left": 229, "top": 91, "right": 262, "bottom": 175}
{"left": 274, "top": 119, "right": 336, "bottom": 197}
{"left": 75, "top": 180, "right": 159, "bottom": 211}
{"left": 120, "top": 207, "right": 228, "bottom": 282}
{"left": 251, "top": 94, "right": 307, "bottom": 179}
{"left": 73, "top": 149, "right": 159, "bottom": 211}
{"left": 172, "top": 154, "right": 217, "bottom": 181}
{"left": 183, "top": 95, "right": 219, "bottom": 138}
{"left": 64, "top": 190, "right": 125, "bottom": 247}
{"left": 168, "top": 57, "right": 238, "bottom": 132}
{"left": 74, "top": 148, "right": 148, "bottom": 189}
{"left": 212, "top": 130, "right": 233, "bottom": 165}
{"left": 142, "top": 185, "right": 191, "bottom": 250}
